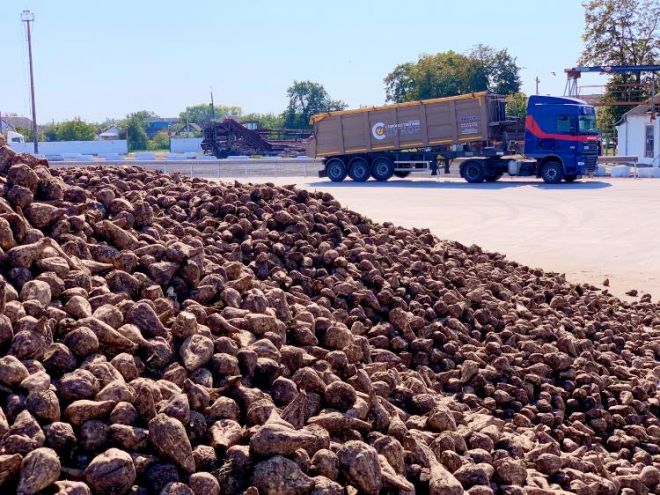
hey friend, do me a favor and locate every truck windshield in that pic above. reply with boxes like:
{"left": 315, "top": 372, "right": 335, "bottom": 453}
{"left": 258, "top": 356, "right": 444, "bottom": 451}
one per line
{"left": 578, "top": 114, "right": 597, "bottom": 133}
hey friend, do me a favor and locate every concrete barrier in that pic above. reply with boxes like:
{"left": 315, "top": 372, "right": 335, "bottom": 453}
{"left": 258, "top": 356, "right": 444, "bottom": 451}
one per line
{"left": 170, "top": 138, "right": 203, "bottom": 153}
{"left": 10, "top": 140, "right": 127, "bottom": 155}
{"left": 611, "top": 165, "right": 631, "bottom": 177}
{"left": 636, "top": 167, "right": 660, "bottom": 178}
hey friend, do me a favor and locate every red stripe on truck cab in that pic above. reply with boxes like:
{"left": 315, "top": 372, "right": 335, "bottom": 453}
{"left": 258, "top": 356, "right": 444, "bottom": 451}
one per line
{"left": 525, "top": 115, "right": 600, "bottom": 143}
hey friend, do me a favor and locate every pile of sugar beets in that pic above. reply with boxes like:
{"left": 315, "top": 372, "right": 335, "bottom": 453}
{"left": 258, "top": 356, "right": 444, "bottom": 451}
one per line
{"left": 0, "top": 144, "right": 657, "bottom": 495}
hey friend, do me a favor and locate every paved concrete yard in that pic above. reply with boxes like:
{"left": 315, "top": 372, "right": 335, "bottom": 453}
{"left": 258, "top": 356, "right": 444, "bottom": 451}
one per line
{"left": 217, "top": 176, "right": 660, "bottom": 300}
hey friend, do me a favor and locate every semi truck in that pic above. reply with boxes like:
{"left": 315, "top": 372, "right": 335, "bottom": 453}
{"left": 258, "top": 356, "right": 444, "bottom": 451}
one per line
{"left": 307, "top": 92, "right": 601, "bottom": 184}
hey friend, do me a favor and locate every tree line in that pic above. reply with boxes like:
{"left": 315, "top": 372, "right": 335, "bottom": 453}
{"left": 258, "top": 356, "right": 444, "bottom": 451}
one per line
{"left": 14, "top": 81, "right": 349, "bottom": 151}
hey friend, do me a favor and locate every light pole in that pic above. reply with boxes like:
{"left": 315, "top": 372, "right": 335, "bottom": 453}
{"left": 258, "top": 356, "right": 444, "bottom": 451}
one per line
{"left": 21, "top": 10, "right": 38, "bottom": 154}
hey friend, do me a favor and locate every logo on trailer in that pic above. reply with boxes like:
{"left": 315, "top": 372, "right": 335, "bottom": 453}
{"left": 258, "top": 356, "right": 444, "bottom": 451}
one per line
{"left": 372, "top": 122, "right": 386, "bottom": 140}
{"left": 372, "top": 120, "right": 421, "bottom": 140}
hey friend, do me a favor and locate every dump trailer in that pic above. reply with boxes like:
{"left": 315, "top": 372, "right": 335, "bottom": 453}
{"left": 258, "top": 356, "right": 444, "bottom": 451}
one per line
{"left": 202, "top": 118, "right": 311, "bottom": 158}
{"left": 308, "top": 92, "right": 601, "bottom": 184}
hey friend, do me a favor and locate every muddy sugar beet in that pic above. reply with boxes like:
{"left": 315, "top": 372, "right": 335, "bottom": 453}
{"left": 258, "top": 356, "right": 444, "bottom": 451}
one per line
{"left": 0, "top": 145, "right": 657, "bottom": 495}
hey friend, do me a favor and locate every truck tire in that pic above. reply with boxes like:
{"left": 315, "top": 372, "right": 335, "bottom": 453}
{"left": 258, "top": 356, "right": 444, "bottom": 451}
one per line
{"left": 541, "top": 161, "right": 563, "bottom": 184}
{"left": 348, "top": 158, "right": 370, "bottom": 182}
{"left": 462, "top": 160, "right": 485, "bottom": 183}
{"left": 326, "top": 158, "right": 348, "bottom": 182}
{"left": 564, "top": 175, "right": 577, "bottom": 183}
{"left": 371, "top": 157, "right": 395, "bottom": 181}
{"left": 393, "top": 171, "right": 411, "bottom": 178}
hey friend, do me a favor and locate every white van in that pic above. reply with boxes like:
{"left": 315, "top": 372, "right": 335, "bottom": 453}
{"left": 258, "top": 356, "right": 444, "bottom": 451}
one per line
{"left": 6, "top": 131, "right": 25, "bottom": 144}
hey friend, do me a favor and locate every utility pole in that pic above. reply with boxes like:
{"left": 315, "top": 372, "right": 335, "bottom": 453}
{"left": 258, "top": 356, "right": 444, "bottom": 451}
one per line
{"left": 535, "top": 77, "right": 540, "bottom": 96}
{"left": 21, "top": 10, "right": 38, "bottom": 154}
{"left": 210, "top": 87, "right": 215, "bottom": 121}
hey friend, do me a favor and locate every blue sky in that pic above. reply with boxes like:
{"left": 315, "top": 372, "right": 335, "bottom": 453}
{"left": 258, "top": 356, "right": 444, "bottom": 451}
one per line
{"left": 1, "top": 0, "right": 607, "bottom": 123}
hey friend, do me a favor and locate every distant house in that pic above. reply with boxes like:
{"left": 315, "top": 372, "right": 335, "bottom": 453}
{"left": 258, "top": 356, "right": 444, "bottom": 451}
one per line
{"left": 0, "top": 115, "right": 33, "bottom": 133}
{"left": 145, "top": 118, "right": 179, "bottom": 138}
{"left": 616, "top": 96, "right": 660, "bottom": 165}
{"left": 99, "top": 126, "right": 120, "bottom": 140}
{"left": 176, "top": 123, "right": 202, "bottom": 136}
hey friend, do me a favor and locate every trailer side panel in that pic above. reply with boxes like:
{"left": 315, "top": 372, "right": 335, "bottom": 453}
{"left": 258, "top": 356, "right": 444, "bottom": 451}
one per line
{"left": 310, "top": 92, "right": 494, "bottom": 157}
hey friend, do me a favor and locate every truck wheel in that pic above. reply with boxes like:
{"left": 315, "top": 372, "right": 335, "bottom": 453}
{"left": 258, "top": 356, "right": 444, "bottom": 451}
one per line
{"left": 541, "top": 162, "right": 563, "bottom": 184}
{"left": 462, "top": 161, "right": 485, "bottom": 183}
{"left": 326, "top": 158, "right": 347, "bottom": 182}
{"left": 348, "top": 158, "right": 370, "bottom": 182}
{"left": 393, "top": 171, "right": 411, "bottom": 178}
{"left": 564, "top": 175, "right": 577, "bottom": 183}
{"left": 371, "top": 157, "right": 394, "bottom": 181}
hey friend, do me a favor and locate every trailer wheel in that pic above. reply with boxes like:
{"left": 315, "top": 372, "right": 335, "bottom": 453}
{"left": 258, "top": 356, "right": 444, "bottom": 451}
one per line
{"left": 462, "top": 160, "right": 485, "bottom": 183}
{"left": 564, "top": 175, "right": 577, "bottom": 183}
{"left": 393, "top": 171, "right": 411, "bottom": 178}
{"left": 349, "top": 158, "right": 371, "bottom": 182}
{"left": 541, "top": 161, "right": 563, "bottom": 184}
{"left": 326, "top": 158, "right": 348, "bottom": 182}
{"left": 371, "top": 157, "right": 395, "bottom": 181}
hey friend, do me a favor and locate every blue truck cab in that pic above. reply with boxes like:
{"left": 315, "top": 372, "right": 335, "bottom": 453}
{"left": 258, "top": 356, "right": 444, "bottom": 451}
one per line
{"left": 523, "top": 95, "right": 601, "bottom": 183}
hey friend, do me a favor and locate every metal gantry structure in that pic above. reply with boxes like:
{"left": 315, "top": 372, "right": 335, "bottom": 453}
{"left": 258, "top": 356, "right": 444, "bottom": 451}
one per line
{"left": 564, "top": 65, "right": 660, "bottom": 109}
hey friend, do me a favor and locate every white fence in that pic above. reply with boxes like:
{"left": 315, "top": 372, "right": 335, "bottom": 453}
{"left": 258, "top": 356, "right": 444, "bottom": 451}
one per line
{"left": 10, "top": 140, "right": 128, "bottom": 155}
{"left": 170, "top": 138, "right": 203, "bottom": 153}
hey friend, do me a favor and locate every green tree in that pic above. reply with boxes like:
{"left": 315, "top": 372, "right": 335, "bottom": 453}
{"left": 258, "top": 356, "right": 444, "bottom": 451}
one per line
{"left": 506, "top": 92, "right": 528, "bottom": 119}
{"left": 241, "top": 113, "right": 285, "bottom": 129}
{"left": 384, "top": 51, "right": 489, "bottom": 103}
{"left": 579, "top": 0, "right": 659, "bottom": 127}
{"left": 129, "top": 110, "right": 158, "bottom": 123}
{"left": 14, "top": 126, "right": 35, "bottom": 142}
{"left": 180, "top": 104, "right": 241, "bottom": 125}
{"left": 122, "top": 111, "right": 157, "bottom": 150}
{"left": 283, "top": 81, "right": 346, "bottom": 129}
{"left": 470, "top": 44, "right": 522, "bottom": 95}
{"left": 149, "top": 131, "right": 170, "bottom": 150}
{"left": 42, "top": 124, "right": 58, "bottom": 142}
{"left": 384, "top": 63, "right": 416, "bottom": 103}
{"left": 385, "top": 47, "right": 522, "bottom": 103}
{"left": 53, "top": 119, "right": 97, "bottom": 141}
{"left": 15, "top": 125, "right": 51, "bottom": 142}
{"left": 126, "top": 115, "right": 149, "bottom": 151}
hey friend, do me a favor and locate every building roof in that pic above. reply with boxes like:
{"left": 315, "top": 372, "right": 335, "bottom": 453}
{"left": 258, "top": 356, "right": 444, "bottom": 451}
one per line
{"left": 0, "top": 115, "right": 33, "bottom": 131}
{"left": 146, "top": 117, "right": 179, "bottom": 125}
{"left": 620, "top": 93, "right": 660, "bottom": 119}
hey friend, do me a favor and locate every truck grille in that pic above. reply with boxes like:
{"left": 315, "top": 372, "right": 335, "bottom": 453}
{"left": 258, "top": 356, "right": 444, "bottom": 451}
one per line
{"left": 585, "top": 154, "right": 598, "bottom": 173}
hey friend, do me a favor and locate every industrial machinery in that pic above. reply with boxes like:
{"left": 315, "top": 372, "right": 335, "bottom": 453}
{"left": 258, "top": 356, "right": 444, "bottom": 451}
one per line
{"left": 201, "top": 118, "right": 311, "bottom": 158}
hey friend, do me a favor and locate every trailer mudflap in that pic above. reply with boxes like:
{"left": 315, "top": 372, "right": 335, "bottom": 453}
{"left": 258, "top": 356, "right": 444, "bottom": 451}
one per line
{"left": 318, "top": 168, "right": 327, "bottom": 178}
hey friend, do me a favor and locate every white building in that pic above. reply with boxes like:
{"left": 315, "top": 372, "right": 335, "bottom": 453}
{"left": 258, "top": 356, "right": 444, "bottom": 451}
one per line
{"left": 616, "top": 99, "right": 660, "bottom": 166}
{"left": 99, "top": 126, "right": 120, "bottom": 140}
